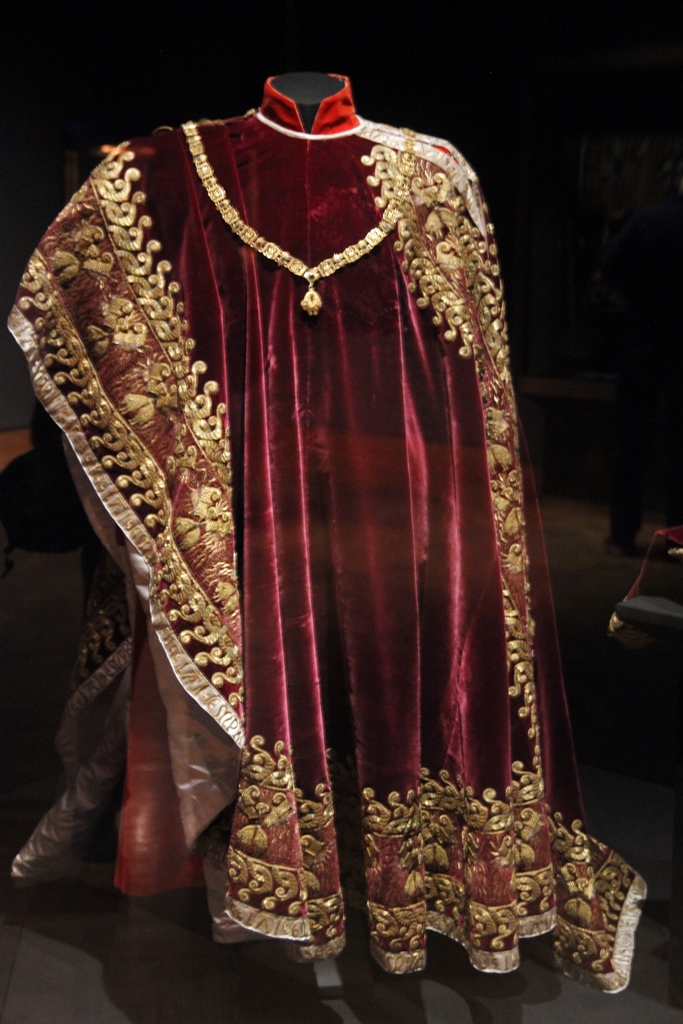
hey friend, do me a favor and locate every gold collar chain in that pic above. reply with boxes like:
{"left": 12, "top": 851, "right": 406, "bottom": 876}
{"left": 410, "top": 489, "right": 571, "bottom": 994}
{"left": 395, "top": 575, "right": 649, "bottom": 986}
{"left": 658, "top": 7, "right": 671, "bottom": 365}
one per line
{"left": 182, "top": 120, "right": 416, "bottom": 316}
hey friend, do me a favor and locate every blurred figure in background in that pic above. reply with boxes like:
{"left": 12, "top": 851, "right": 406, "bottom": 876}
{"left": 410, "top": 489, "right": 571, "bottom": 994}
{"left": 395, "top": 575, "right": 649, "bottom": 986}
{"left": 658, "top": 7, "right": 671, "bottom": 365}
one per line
{"left": 602, "top": 170, "right": 683, "bottom": 555}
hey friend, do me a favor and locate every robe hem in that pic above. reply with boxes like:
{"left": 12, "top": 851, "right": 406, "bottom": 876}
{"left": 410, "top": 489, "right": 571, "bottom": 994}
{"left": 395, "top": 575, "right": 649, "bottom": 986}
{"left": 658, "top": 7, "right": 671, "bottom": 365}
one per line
{"left": 225, "top": 896, "right": 312, "bottom": 941}
{"left": 285, "top": 934, "right": 347, "bottom": 962}
{"left": 553, "top": 870, "right": 647, "bottom": 994}
{"left": 426, "top": 911, "right": 521, "bottom": 974}
{"left": 370, "top": 942, "right": 427, "bottom": 974}
{"left": 222, "top": 879, "right": 642, "bottom": 986}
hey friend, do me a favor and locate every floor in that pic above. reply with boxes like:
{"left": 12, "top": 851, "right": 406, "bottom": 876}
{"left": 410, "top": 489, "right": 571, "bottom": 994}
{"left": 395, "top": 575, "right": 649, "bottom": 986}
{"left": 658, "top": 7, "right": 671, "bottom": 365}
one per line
{"left": 1, "top": 474, "right": 682, "bottom": 1022}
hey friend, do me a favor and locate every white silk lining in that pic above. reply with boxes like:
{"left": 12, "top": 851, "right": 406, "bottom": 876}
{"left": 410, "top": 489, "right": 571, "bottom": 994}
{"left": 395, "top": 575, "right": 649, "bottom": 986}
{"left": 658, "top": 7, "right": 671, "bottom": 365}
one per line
{"left": 66, "top": 449, "right": 241, "bottom": 849}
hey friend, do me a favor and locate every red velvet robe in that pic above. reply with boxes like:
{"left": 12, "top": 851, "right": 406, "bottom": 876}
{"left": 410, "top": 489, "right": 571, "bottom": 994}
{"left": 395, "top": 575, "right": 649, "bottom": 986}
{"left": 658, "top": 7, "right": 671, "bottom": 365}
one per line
{"left": 9, "top": 76, "right": 645, "bottom": 989}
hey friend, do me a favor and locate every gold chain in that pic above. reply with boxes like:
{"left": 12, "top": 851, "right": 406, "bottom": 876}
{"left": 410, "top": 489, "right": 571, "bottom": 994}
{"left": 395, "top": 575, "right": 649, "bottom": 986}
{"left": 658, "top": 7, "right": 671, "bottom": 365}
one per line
{"left": 182, "top": 120, "right": 416, "bottom": 316}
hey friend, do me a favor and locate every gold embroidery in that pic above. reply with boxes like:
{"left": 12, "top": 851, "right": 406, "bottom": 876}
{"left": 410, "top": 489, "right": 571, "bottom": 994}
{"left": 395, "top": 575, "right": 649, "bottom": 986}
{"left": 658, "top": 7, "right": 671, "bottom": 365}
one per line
{"left": 362, "top": 786, "right": 422, "bottom": 842}
{"left": 239, "top": 735, "right": 296, "bottom": 791}
{"left": 550, "top": 813, "right": 592, "bottom": 866}
{"left": 307, "top": 893, "right": 344, "bottom": 941}
{"left": 356, "top": 757, "right": 578, "bottom": 969}
{"left": 221, "top": 738, "right": 640, "bottom": 977}
{"left": 175, "top": 485, "right": 234, "bottom": 552}
{"left": 71, "top": 552, "right": 130, "bottom": 688}
{"left": 515, "top": 864, "right": 555, "bottom": 915}
{"left": 17, "top": 143, "right": 245, "bottom": 730}
{"left": 368, "top": 900, "right": 425, "bottom": 953}
{"left": 121, "top": 359, "right": 177, "bottom": 427}
{"left": 226, "top": 736, "right": 343, "bottom": 945}
{"left": 364, "top": 155, "right": 476, "bottom": 356}
{"left": 548, "top": 813, "right": 643, "bottom": 980}
{"left": 361, "top": 767, "right": 521, "bottom": 965}
{"left": 85, "top": 296, "right": 149, "bottom": 357}
{"left": 365, "top": 145, "right": 540, "bottom": 763}
{"left": 229, "top": 849, "right": 303, "bottom": 908}
{"left": 470, "top": 900, "right": 518, "bottom": 951}
{"left": 53, "top": 222, "right": 114, "bottom": 287}
{"left": 90, "top": 147, "right": 233, "bottom": 493}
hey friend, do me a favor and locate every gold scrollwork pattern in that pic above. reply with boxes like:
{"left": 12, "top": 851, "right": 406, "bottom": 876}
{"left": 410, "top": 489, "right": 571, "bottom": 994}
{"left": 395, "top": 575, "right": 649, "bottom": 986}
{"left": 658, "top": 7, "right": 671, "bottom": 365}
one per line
{"left": 549, "top": 812, "right": 645, "bottom": 988}
{"left": 320, "top": 750, "right": 562, "bottom": 971}
{"left": 225, "top": 736, "right": 345, "bottom": 952}
{"left": 14, "top": 142, "right": 245, "bottom": 740}
{"left": 548, "top": 811, "right": 644, "bottom": 986}
{"left": 364, "top": 142, "right": 540, "bottom": 775}
{"left": 355, "top": 760, "right": 640, "bottom": 981}
{"left": 368, "top": 901, "right": 427, "bottom": 972}
{"left": 217, "top": 735, "right": 641, "bottom": 981}
{"left": 361, "top": 765, "right": 538, "bottom": 970}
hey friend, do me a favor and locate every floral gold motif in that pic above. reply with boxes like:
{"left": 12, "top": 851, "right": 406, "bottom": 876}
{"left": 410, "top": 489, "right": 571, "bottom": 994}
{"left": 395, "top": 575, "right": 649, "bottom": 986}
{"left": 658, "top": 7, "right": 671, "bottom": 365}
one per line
{"left": 16, "top": 143, "right": 245, "bottom": 741}
{"left": 225, "top": 736, "right": 344, "bottom": 950}
{"left": 364, "top": 143, "right": 541, "bottom": 770}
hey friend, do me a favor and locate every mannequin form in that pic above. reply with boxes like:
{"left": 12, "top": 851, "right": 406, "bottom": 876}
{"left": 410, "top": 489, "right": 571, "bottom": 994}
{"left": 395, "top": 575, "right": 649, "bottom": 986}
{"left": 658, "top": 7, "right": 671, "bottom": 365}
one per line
{"left": 271, "top": 72, "right": 344, "bottom": 132}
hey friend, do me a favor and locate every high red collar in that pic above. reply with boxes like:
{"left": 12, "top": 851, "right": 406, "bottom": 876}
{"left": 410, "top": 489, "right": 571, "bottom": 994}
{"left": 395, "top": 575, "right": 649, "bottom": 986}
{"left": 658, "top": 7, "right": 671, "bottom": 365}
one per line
{"left": 260, "top": 75, "right": 360, "bottom": 136}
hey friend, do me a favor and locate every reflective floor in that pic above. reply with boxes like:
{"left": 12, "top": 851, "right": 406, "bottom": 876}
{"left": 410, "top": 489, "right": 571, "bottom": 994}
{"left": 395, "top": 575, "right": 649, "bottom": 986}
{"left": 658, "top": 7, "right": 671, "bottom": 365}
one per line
{"left": 1, "top": 494, "right": 681, "bottom": 1023}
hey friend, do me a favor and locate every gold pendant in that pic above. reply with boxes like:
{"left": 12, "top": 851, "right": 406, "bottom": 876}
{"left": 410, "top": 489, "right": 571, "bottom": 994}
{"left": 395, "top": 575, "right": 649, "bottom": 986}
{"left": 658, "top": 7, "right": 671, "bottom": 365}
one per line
{"left": 184, "top": 122, "right": 417, "bottom": 322}
{"left": 301, "top": 282, "right": 323, "bottom": 317}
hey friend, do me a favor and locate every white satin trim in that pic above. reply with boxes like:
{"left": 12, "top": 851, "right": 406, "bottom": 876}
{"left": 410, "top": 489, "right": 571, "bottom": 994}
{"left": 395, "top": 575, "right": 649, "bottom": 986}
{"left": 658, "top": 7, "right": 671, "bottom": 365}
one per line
{"left": 66, "top": 450, "right": 241, "bottom": 848}
{"left": 9, "top": 304, "right": 245, "bottom": 750}
{"left": 357, "top": 118, "right": 487, "bottom": 238}
{"left": 12, "top": 663, "right": 130, "bottom": 884}
{"left": 256, "top": 110, "right": 362, "bottom": 140}
{"left": 203, "top": 860, "right": 269, "bottom": 944}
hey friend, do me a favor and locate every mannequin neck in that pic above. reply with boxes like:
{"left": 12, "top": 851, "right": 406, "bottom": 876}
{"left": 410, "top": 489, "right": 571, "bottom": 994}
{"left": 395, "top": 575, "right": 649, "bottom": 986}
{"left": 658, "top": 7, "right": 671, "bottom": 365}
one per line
{"left": 269, "top": 72, "right": 348, "bottom": 134}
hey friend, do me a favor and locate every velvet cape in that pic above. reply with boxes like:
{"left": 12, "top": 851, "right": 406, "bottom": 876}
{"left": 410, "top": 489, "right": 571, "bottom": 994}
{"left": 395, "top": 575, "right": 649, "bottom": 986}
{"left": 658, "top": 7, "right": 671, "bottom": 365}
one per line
{"left": 8, "top": 79, "right": 645, "bottom": 990}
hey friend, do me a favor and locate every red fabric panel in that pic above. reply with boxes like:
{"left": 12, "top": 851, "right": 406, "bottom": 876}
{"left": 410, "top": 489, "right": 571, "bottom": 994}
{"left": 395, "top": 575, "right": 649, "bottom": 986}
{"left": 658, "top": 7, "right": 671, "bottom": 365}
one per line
{"left": 125, "top": 109, "right": 586, "bottom": 827}
{"left": 116, "top": 607, "right": 203, "bottom": 895}
{"left": 262, "top": 74, "right": 359, "bottom": 134}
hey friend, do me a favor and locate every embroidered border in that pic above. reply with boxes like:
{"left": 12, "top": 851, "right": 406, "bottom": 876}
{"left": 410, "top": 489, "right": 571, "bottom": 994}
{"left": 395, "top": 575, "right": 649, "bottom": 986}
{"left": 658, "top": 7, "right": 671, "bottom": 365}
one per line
{"left": 65, "top": 551, "right": 132, "bottom": 715}
{"left": 222, "top": 737, "right": 644, "bottom": 980}
{"left": 357, "top": 119, "right": 486, "bottom": 235}
{"left": 363, "top": 144, "right": 541, "bottom": 776}
{"left": 12, "top": 143, "right": 245, "bottom": 744}
{"left": 225, "top": 737, "right": 345, "bottom": 951}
